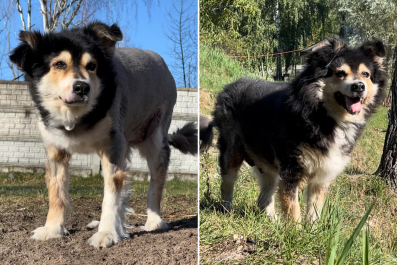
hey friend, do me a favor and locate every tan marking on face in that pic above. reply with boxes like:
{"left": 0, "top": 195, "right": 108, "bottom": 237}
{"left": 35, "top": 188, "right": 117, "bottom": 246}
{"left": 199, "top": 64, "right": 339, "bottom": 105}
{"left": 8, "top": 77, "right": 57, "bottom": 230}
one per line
{"left": 38, "top": 51, "right": 76, "bottom": 108}
{"left": 80, "top": 53, "right": 97, "bottom": 78}
{"left": 80, "top": 52, "right": 100, "bottom": 101}
{"left": 321, "top": 63, "right": 377, "bottom": 123}
{"left": 319, "top": 77, "right": 352, "bottom": 122}
{"left": 357, "top": 63, "right": 376, "bottom": 105}
{"left": 48, "top": 51, "right": 74, "bottom": 91}
{"left": 335, "top": 64, "right": 353, "bottom": 80}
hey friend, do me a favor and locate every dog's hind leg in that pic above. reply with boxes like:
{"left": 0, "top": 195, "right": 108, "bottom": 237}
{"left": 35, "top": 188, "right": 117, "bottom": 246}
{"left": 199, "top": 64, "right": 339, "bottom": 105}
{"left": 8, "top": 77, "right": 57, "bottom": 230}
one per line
{"left": 218, "top": 135, "right": 244, "bottom": 212}
{"left": 31, "top": 145, "right": 71, "bottom": 240}
{"left": 306, "top": 181, "right": 329, "bottom": 222}
{"left": 88, "top": 131, "right": 130, "bottom": 248}
{"left": 254, "top": 166, "right": 280, "bottom": 219}
{"left": 137, "top": 127, "right": 169, "bottom": 231}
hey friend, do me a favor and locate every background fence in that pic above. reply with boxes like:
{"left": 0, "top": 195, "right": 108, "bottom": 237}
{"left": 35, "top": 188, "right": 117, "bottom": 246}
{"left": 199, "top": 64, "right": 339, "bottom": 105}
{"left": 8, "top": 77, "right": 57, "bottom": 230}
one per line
{"left": 0, "top": 81, "right": 198, "bottom": 181}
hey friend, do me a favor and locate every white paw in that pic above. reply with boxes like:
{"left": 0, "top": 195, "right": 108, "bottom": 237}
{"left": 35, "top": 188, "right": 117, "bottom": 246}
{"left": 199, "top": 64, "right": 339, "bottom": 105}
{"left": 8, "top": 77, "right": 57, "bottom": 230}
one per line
{"left": 307, "top": 213, "right": 319, "bottom": 223}
{"left": 86, "top": 220, "right": 100, "bottom": 229}
{"left": 265, "top": 206, "right": 278, "bottom": 220}
{"left": 141, "top": 217, "right": 168, "bottom": 231}
{"left": 31, "top": 225, "right": 68, "bottom": 240}
{"left": 88, "top": 231, "right": 122, "bottom": 248}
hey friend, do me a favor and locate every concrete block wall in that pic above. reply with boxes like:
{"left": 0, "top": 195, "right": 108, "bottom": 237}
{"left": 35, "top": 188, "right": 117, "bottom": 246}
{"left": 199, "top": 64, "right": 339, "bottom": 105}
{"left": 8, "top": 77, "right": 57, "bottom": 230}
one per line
{"left": 0, "top": 81, "right": 198, "bottom": 180}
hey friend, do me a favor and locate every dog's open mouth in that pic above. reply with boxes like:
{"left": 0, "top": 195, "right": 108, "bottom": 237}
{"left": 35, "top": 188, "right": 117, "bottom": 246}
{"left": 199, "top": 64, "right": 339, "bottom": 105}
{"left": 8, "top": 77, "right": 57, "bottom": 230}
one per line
{"left": 60, "top": 96, "right": 88, "bottom": 105}
{"left": 334, "top": 92, "right": 363, "bottom": 115}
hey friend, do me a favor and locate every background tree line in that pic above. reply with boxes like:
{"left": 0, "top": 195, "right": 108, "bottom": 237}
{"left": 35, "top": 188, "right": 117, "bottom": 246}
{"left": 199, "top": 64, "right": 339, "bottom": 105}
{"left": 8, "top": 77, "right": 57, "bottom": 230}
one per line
{"left": 200, "top": 0, "right": 397, "bottom": 190}
{"left": 0, "top": 0, "right": 197, "bottom": 88}
{"left": 200, "top": 0, "right": 397, "bottom": 81}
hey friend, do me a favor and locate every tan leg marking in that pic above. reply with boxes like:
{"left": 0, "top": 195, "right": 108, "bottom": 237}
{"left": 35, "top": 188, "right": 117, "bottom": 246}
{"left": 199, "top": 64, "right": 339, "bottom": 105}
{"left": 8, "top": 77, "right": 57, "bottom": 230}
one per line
{"left": 113, "top": 171, "right": 130, "bottom": 193}
{"left": 278, "top": 182, "right": 301, "bottom": 222}
{"left": 306, "top": 182, "right": 329, "bottom": 222}
{"left": 45, "top": 145, "right": 71, "bottom": 227}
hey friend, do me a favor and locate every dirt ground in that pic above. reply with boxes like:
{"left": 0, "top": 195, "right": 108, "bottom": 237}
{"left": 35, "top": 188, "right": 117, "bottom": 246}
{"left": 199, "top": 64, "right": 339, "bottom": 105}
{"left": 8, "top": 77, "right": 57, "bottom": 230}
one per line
{"left": 0, "top": 195, "right": 198, "bottom": 265}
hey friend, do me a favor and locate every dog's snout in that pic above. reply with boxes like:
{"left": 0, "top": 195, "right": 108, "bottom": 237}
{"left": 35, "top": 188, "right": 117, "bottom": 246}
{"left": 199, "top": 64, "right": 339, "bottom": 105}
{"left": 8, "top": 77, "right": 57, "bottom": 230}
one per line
{"left": 73, "top": 81, "right": 90, "bottom": 96}
{"left": 351, "top": 82, "right": 365, "bottom": 94}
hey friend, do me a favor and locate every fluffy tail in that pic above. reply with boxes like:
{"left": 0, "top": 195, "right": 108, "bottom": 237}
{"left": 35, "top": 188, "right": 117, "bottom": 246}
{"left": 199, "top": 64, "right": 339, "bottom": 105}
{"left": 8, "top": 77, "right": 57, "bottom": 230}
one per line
{"left": 200, "top": 114, "right": 215, "bottom": 151}
{"left": 168, "top": 122, "right": 198, "bottom": 155}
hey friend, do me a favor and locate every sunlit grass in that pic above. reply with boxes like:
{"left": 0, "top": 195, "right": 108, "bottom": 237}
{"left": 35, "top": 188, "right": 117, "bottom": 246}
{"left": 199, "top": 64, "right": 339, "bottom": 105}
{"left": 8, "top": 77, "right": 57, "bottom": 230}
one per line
{"left": 199, "top": 45, "right": 397, "bottom": 264}
{"left": 0, "top": 172, "right": 197, "bottom": 206}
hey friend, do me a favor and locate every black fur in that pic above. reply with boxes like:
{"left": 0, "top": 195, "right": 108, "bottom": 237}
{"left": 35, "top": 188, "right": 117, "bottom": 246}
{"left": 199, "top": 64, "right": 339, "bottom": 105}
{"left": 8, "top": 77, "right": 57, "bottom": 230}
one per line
{"left": 168, "top": 122, "right": 198, "bottom": 155}
{"left": 9, "top": 21, "right": 122, "bottom": 130}
{"left": 199, "top": 114, "right": 214, "bottom": 151}
{"left": 201, "top": 38, "right": 387, "bottom": 196}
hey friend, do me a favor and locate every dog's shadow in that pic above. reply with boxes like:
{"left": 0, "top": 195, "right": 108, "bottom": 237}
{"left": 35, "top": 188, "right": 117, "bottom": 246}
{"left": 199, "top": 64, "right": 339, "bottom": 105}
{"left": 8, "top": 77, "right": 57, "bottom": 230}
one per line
{"left": 200, "top": 196, "right": 265, "bottom": 218}
{"left": 128, "top": 215, "right": 198, "bottom": 238}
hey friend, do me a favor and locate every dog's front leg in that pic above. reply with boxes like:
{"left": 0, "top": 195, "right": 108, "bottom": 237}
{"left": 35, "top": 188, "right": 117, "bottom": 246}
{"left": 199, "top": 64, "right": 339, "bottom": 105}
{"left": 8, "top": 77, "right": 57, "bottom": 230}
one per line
{"left": 306, "top": 181, "right": 329, "bottom": 222}
{"left": 137, "top": 129, "right": 170, "bottom": 231}
{"left": 278, "top": 180, "right": 301, "bottom": 222}
{"left": 31, "top": 145, "right": 71, "bottom": 240}
{"left": 88, "top": 132, "right": 130, "bottom": 248}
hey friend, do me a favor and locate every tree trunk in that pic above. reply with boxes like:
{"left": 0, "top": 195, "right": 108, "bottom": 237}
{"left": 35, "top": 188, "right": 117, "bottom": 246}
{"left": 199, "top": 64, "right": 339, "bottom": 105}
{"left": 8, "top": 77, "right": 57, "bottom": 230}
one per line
{"left": 376, "top": 44, "right": 397, "bottom": 191}
{"left": 276, "top": 54, "right": 282, "bottom": 81}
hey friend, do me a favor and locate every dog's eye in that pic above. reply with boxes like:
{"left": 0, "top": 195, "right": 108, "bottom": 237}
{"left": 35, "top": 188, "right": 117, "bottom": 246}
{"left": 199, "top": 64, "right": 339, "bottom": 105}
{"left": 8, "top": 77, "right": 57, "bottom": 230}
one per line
{"left": 362, "top": 71, "right": 370, "bottom": 78}
{"left": 53, "top": 61, "right": 67, "bottom": 70}
{"left": 86, "top": 62, "right": 96, "bottom": 72}
{"left": 335, "top": 70, "right": 346, "bottom": 78}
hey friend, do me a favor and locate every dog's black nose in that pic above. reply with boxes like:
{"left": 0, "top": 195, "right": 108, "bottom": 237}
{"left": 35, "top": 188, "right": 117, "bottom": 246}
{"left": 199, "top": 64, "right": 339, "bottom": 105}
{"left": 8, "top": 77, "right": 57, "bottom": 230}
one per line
{"left": 351, "top": 82, "right": 365, "bottom": 93}
{"left": 73, "top": 81, "right": 90, "bottom": 96}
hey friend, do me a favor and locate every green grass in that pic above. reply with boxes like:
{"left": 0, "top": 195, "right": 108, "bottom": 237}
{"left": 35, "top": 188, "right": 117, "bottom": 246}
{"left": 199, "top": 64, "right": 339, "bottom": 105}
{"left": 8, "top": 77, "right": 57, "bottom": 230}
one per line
{"left": 200, "top": 44, "right": 261, "bottom": 116}
{"left": 0, "top": 172, "right": 197, "bottom": 205}
{"left": 199, "top": 45, "right": 397, "bottom": 264}
{"left": 346, "top": 106, "right": 389, "bottom": 174}
{"left": 200, "top": 109, "right": 397, "bottom": 264}
{"left": 199, "top": 44, "right": 258, "bottom": 93}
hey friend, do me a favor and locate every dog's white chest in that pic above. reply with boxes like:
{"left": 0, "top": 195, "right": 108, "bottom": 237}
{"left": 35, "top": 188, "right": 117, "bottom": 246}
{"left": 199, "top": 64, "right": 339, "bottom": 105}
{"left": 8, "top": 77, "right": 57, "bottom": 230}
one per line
{"left": 298, "top": 126, "right": 355, "bottom": 183}
{"left": 38, "top": 116, "right": 112, "bottom": 154}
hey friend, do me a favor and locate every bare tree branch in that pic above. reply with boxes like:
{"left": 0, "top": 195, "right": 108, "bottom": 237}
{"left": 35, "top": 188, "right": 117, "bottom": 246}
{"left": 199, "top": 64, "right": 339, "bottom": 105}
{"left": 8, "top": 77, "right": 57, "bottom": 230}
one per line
{"left": 164, "top": 0, "right": 197, "bottom": 88}
{"left": 27, "top": 0, "right": 31, "bottom": 30}
{"left": 15, "top": 0, "right": 26, "bottom": 30}
{"left": 39, "top": 0, "right": 50, "bottom": 32}
{"left": 5, "top": 18, "right": 17, "bottom": 78}
{"left": 63, "top": 0, "right": 83, "bottom": 29}
{"left": 1, "top": 0, "right": 159, "bottom": 79}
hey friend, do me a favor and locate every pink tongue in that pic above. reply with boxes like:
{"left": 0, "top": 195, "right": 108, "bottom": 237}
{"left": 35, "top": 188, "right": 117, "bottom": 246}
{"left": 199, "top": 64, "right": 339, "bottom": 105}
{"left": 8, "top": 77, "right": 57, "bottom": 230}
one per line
{"left": 345, "top": 97, "right": 362, "bottom": 113}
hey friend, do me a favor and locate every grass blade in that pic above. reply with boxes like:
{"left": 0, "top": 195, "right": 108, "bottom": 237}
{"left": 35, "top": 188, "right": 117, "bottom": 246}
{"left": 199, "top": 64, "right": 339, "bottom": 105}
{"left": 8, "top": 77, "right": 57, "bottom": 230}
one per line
{"left": 327, "top": 220, "right": 342, "bottom": 265}
{"left": 336, "top": 201, "right": 375, "bottom": 265}
{"left": 362, "top": 225, "right": 369, "bottom": 265}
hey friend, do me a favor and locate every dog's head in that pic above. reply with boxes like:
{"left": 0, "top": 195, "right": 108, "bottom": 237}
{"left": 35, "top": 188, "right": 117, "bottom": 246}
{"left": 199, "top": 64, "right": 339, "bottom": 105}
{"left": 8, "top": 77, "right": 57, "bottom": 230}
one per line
{"left": 9, "top": 21, "right": 122, "bottom": 129}
{"left": 306, "top": 38, "right": 386, "bottom": 122}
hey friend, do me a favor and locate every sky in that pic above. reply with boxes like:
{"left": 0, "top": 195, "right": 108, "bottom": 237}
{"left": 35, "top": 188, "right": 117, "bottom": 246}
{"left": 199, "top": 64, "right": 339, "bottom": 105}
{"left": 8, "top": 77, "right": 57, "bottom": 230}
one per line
{"left": 0, "top": 0, "right": 198, "bottom": 88}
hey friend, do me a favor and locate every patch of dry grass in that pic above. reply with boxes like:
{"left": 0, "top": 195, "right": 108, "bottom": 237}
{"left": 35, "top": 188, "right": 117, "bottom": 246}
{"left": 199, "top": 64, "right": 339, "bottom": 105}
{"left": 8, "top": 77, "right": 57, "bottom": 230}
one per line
{"left": 199, "top": 89, "right": 216, "bottom": 116}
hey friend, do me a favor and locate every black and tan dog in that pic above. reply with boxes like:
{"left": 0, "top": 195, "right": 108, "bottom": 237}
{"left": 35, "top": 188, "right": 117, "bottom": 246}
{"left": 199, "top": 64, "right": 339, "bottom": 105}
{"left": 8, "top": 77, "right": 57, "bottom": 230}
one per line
{"left": 201, "top": 39, "right": 386, "bottom": 222}
{"left": 10, "top": 21, "right": 197, "bottom": 248}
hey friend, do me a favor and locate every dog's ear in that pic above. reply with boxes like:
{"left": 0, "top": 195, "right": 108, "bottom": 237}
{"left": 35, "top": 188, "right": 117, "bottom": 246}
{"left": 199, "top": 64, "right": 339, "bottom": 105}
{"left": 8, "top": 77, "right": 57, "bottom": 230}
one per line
{"left": 360, "top": 40, "right": 386, "bottom": 66}
{"left": 9, "top": 31, "right": 42, "bottom": 72}
{"left": 307, "top": 38, "right": 346, "bottom": 68}
{"left": 87, "top": 22, "right": 123, "bottom": 56}
{"left": 312, "top": 38, "right": 345, "bottom": 53}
